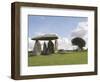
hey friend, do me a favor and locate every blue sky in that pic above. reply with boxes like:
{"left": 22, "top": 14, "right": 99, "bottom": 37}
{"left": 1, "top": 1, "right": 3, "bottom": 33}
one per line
{"left": 28, "top": 15, "right": 88, "bottom": 38}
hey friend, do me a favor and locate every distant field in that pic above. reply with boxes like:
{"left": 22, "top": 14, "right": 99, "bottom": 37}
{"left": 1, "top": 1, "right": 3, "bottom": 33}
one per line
{"left": 28, "top": 51, "right": 88, "bottom": 66}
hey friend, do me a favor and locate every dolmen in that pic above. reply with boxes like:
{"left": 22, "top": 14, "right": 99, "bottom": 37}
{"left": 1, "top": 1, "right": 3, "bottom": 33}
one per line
{"left": 31, "top": 34, "right": 58, "bottom": 56}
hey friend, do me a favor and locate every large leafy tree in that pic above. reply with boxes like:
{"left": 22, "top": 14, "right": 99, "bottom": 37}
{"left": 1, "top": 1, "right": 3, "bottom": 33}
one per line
{"left": 71, "top": 37, "right": 86, "bottom": 51}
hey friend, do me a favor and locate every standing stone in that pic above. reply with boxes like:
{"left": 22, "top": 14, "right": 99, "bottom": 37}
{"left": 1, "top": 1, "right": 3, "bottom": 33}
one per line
{"left": 42, "top": 42, "right": 48, "bottom": 55}
{"left": 47, "top": 40, "right": 54, "bottom": 54}
{"left": 55, "top": 39, "right": 58, "bottom": 53}
{"left": 33, "top": 40, "right": 41, "bottom": 56}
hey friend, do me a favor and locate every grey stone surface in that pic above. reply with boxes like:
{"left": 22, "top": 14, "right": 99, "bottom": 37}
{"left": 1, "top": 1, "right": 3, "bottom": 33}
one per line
{"left": 32, "top": 40, "right": 41, "bottom": 56}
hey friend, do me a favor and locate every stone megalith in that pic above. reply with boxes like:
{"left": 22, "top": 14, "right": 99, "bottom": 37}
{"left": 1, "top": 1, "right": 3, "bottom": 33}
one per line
{"left": 32, "top": 34, "right": 59, "bottom": 55}
{"left": 55, "top": 39, "right": 58, "bottom": 53}
{"left": 42, "top": 42, "right": 48, "bottom": 55}
{"left": 47, "top": 40, "right": 54, "bottom": 54}
{"left": 33, "top": 40, "right": 41, "bottom": 56}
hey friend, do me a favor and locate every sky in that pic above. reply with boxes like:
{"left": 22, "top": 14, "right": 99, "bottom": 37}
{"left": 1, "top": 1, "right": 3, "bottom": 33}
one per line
{"left": 28, "top": 15, "right": 88, "bottom": 51}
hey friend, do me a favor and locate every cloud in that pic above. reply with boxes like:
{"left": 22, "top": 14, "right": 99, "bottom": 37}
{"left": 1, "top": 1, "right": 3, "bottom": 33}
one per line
{"left": 57, "top": 37, "right": 74, "bottom": 50}
{"left": 28, "top": 38, "right": 35, "bottom": 51}
{"left": 71, "top": 22, "right": 88, "bottom": 38}
{"left": 34, "top": 32, "right": 58, "bottom": 37}
{"left": 34, "top": 32, "right": 45, "bottom": 36}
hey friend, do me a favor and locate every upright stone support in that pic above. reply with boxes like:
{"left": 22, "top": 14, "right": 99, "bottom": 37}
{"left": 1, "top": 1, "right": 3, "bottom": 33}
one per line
{"left": 33, "top": 40, "right": 41, "bottom": 56}
{"left": 55, "top": 39, "right": 58, "bottom": 53}
{"left": 47, "top": 40, "right": 54, "bottom": 54}
{"left": 42, "top": 42, "right": 48, "bottom": 55}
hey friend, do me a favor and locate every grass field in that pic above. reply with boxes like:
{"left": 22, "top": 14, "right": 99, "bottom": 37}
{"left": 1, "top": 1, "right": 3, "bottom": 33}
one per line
{"left": 28, "top": 51, "right": 88, "bottom": 66}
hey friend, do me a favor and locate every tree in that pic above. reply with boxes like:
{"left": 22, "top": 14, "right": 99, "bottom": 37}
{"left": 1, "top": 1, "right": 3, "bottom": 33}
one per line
{"left": 71, "top": 37, "right": 86, "bottom": 51}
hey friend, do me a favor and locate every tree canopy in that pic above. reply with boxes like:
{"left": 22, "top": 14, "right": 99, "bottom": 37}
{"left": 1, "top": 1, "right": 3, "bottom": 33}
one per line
{"left": 71, "top": 37, "right": 86, "bottom": 50}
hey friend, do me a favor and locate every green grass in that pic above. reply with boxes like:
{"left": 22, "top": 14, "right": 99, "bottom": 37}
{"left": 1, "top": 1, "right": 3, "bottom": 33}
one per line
{"left": 28, "top": 51, "right": 88, "bottom": 66}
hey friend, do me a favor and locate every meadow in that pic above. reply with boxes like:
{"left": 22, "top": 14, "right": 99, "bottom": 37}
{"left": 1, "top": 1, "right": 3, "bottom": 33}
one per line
{"left": 28, "top": 51, "right": 87, "bottom": 66}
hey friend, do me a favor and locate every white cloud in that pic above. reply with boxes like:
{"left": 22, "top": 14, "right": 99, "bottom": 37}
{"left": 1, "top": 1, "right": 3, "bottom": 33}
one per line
{"left": 57, "top": 37, "right": 73, "bottom": 50}
{"left": 34, "top": 32, "right": 58, "bottom": 37}
{"left": 71, "top": 22, "right": 88, "bottom": 38}
{"left": 34, "top": 32, "right": 45, "bottom": 36}
{"left": 28, "top": 38, "right": 35, "bottom": 51}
